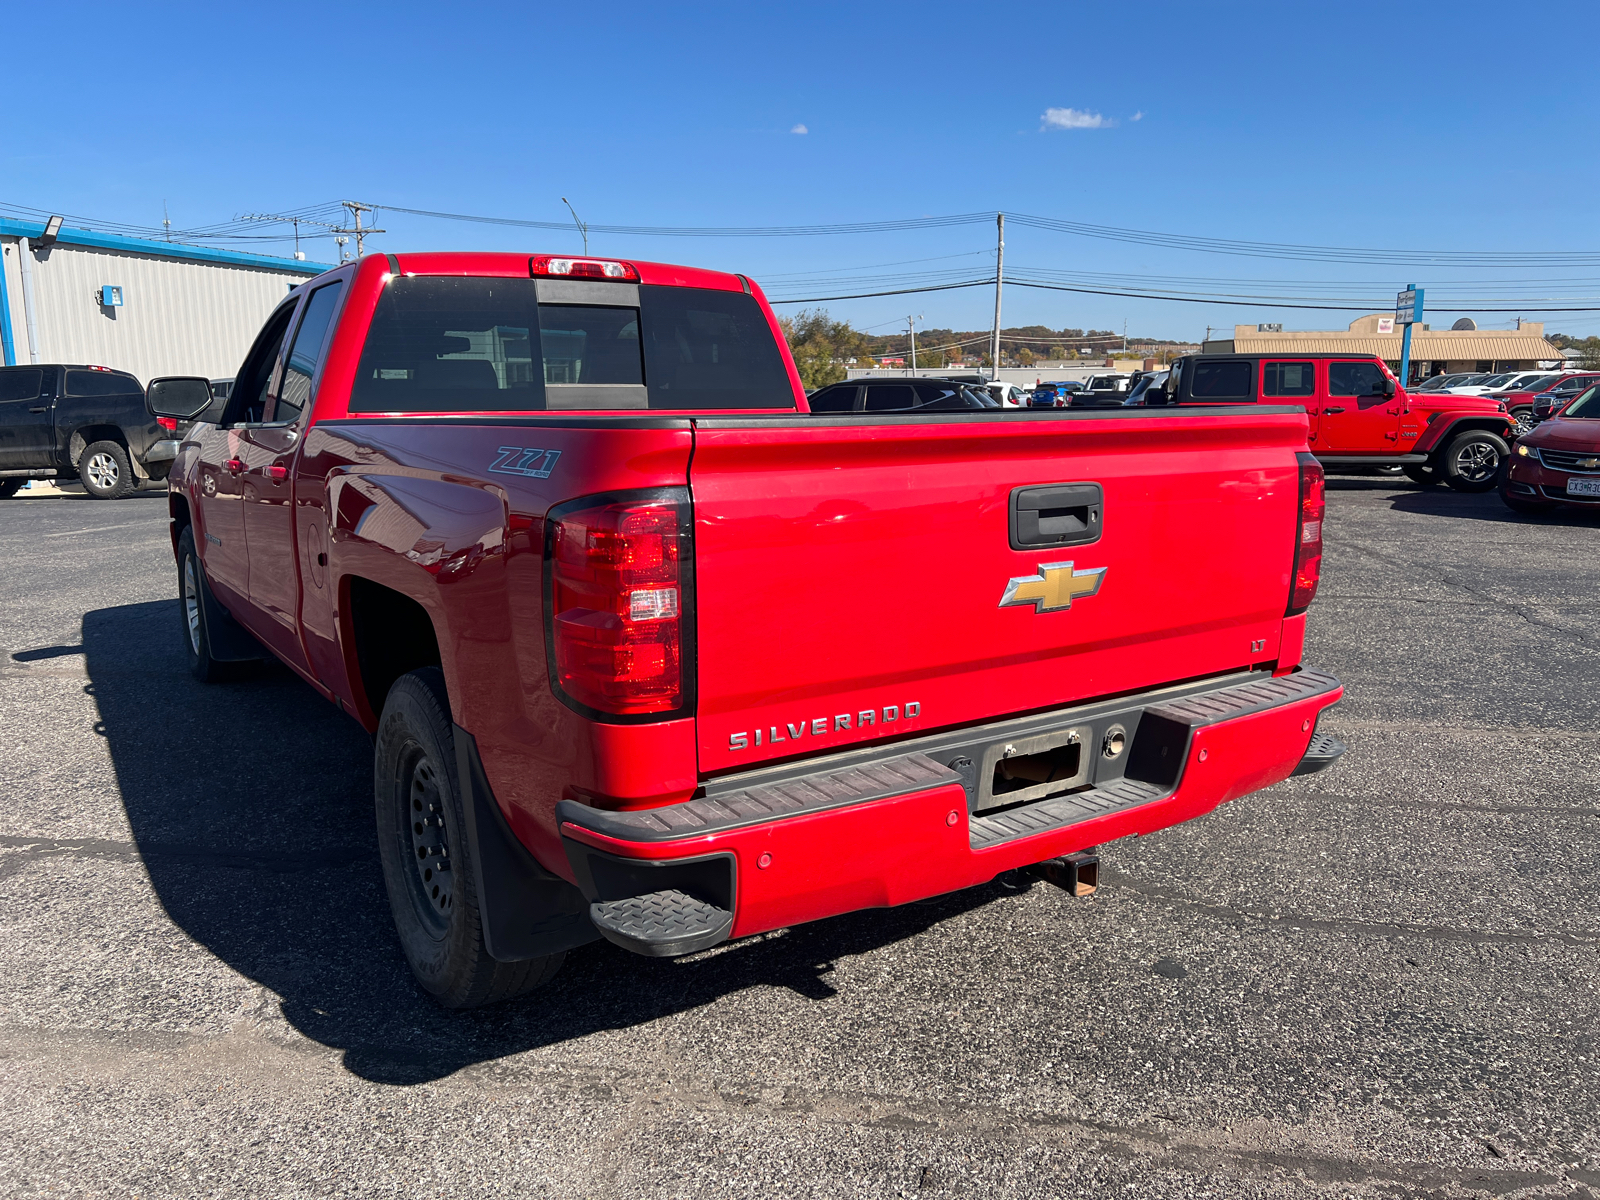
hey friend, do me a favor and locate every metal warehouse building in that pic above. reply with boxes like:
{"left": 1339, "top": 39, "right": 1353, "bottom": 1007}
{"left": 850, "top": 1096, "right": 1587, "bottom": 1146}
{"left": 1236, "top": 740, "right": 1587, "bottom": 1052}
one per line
{"left": 0, "top": 217, "right": 329, "bottom": 383}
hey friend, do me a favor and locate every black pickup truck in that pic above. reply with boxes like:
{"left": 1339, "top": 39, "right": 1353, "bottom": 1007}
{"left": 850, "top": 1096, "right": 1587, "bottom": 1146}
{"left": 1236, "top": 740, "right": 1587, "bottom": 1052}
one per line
{"left": 0, "top": 365, "right": 180, "bottom": 499}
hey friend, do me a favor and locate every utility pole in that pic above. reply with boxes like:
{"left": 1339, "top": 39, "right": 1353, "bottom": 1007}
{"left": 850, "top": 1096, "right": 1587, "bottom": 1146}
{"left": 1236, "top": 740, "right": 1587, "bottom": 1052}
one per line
{"left": 562, "top": 197, "right": 589, "bottom": 255}
{"left": 991, "top": 213, "right": 1004, "bottom": 379}
{"left": 907, "top": 315, "right": 920, "bottom": 372}
{"left": 338, "top": 201, "right": 385, "bottom": 256}
{"left": 163, "top": 202, "right": 171, "bottom": 242}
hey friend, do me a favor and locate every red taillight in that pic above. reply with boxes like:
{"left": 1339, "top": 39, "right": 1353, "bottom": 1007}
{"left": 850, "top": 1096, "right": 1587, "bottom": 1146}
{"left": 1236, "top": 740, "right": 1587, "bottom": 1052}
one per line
{"left": 530, "top": 255, "right": 639, "bottom": 282}
{"left": 546, "top": 493, "right": 689, "bottom": 717}
{"left": 156, "top": 416, "right": 178, "bottom": 431}
{"left": 1288, "top": 452, "right": 1324, "bottom": 615}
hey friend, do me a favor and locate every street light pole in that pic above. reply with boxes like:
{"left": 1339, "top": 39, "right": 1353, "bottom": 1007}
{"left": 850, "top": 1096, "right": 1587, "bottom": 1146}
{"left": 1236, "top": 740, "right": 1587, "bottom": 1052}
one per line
{"left": 562, "top": 198, "right": 589, "bottom": 255}
{"left": 991, "top": 213, "right": 1004, "bottom": 380}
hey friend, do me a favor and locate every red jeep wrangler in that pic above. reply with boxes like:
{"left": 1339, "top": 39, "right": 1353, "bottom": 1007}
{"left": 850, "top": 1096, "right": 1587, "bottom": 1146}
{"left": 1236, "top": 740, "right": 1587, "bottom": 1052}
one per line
{"left": 1164, "top": 354, "right": 1515, "bottom": 491}
{"left": 146, "top": 252, "right": 1345, "bottom": 1008}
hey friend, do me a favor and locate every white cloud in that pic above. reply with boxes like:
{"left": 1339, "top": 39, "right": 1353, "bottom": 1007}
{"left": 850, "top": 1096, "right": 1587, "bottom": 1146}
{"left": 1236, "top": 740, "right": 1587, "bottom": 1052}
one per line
{"left": 791, "top": 123, "right": 808, "bottom": 135}
{"left": 1041, "top": 107, "right": 1112, "bottom": 131}
{"left": 1131, "top": 110, "right": 1144, "bottom": 121}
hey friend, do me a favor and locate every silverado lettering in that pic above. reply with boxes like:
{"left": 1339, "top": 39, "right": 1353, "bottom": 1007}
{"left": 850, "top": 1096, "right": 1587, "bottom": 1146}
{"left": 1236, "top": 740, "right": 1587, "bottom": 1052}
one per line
{"left": 147, "top": 250, "right": 1345, "bottom": 1010}
{"left": 728, "top": 701, "right": 923, "bottom": 750}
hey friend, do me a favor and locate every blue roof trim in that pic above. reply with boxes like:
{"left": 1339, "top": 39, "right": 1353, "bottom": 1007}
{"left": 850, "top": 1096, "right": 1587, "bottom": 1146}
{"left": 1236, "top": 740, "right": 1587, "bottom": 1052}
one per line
{"left": 0, "top": 218, "right": 333, "bottom": 275}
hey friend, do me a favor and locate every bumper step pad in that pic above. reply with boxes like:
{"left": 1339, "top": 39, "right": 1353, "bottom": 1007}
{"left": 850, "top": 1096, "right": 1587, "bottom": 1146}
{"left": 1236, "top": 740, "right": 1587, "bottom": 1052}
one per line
{"left": 969, "top": 777, "right": 1166, "bottom": 850}
{"left": 589, "top": 889, "right": 734, "bottom": 958}
{"left": 1291, "top": 731, "right": 1347, "bottom": 777}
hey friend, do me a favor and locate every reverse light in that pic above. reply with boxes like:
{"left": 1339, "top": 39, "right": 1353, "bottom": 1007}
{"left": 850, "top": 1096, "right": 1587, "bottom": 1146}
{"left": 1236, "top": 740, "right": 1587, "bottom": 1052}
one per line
{"left": 530, "top": 255, "right": 639, "bottom": 281}
{"left": 546, "top": 492, "right": 690, "bottom": 718}
{"left": 1288, "top": 452, "right": 1324, "bottom": 616}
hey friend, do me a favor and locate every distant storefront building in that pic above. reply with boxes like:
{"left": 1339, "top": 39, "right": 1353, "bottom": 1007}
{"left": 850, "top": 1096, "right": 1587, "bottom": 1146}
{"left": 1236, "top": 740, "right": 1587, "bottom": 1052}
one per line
{"left": 1202, "top": 315, "right": 1563, "bottom": 382}
{"left": 1, "top": 216, "right": 329, "bottom": 383}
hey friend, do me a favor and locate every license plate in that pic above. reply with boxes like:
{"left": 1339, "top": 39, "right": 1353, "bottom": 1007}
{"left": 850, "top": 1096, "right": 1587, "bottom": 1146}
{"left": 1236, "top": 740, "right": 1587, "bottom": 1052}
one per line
{"left": 1568, "top": 477, "right": 1600, "bottom": 496}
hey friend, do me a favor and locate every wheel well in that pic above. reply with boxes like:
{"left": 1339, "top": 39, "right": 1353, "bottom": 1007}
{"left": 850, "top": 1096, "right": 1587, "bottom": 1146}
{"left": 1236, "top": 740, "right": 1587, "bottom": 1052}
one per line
{"left": 347, "top": 577, "right": 442, "bottom": 720}
{"left": 1426, "top": 418, "right": 1510, "bottom": 459}
{"left": 168, "top": 493, "right": 192, "bottom": 557}
{"left": 69, "top": 425, "right": 128, "bottom": 466}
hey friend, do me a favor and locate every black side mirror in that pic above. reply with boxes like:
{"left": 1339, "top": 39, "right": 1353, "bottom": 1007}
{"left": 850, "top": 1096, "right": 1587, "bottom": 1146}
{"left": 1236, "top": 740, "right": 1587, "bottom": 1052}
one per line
{"left": 146, "top": 376, "right": 213, "bottom": 420}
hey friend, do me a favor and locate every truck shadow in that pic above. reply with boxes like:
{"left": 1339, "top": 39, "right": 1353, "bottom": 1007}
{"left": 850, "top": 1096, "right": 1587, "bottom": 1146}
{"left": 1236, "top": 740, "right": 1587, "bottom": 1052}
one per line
{"left": 83, "top": 600, "right": 1024, "bottom": 1086}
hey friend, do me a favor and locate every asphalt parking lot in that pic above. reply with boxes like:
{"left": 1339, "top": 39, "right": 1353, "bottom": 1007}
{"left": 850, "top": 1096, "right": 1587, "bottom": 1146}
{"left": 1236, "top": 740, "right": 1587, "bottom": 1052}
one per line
{"left": 2, "top": 480, "right": 1598, "bottom": 1199}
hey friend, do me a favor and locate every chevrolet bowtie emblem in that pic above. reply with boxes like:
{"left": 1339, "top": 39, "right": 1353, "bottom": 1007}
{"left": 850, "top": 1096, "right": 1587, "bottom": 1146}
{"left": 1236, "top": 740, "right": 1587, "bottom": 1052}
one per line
{"left": 1580, "top": 457, "right": 1600, "bottom": 468}
{"left": 998, "top": 561, "right": 1107, "bottom": 614}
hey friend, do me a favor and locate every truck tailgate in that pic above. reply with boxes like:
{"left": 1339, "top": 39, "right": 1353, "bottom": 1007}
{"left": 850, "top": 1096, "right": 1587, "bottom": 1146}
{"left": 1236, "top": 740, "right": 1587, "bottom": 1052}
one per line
{"left": 688, "top": 410, "right": 1307, "bottom": 773}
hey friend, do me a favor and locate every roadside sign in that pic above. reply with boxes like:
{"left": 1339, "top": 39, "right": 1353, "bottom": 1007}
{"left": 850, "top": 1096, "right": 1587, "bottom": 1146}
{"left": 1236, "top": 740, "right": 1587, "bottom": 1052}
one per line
{"left": 1377, "top": 317, "right": 1395, "bottom": 334}
{"left": 1395, "top": 289, "right": 1421, "bottom": 326}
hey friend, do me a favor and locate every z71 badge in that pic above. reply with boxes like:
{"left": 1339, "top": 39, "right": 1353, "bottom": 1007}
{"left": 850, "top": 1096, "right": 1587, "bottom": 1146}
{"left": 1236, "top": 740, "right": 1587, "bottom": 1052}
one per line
{"left": 488, "top": 447, "right": 561, "bottom": 479}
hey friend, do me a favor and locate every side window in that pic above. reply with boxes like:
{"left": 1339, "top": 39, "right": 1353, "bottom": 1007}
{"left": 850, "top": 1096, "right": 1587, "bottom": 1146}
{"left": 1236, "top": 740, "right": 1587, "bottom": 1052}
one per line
{"left": 807, "top": 385, "right": 857, "bottom": 412}
{"left": 65, "top": 370, "right": 140, "bottom": 397}
{"left": 1190, "top": 360, "right": 1254, "bottom": 400}
{"left": 0, "top": 369, "right": 43, "bottom": 402}
{"left": 912, "top": 382, "right": 959, "bottom": 407}
{"left": 864, "top": 384, "right": 916, "bottom": 411}
{"left": 270, "top": 281, "right": 345, "bottom": 423}
{"left": 1262, "top": 361, "right": 1316, "bottom": 397}
{"left": 1328, "top": 361, "right": 1387, "bottom": 397}
{"left": 224, "top": 304, "right": 298, "bottom": 425}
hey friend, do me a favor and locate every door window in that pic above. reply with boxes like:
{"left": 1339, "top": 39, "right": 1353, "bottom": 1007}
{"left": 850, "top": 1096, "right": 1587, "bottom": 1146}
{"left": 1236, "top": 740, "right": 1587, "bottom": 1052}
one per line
{"left": 0, "top": 369, "right": 43, "bottom": 402}
{"left": 1262, "top": 361, "right": 1315, "bottom": 397}
{"left": 1328, "top": 361, "right": 1388, "bottom": 396}
{"left": 271, "top": 281, "right": 346, "bottom": 423}
{"left": 225, "top": 305, "right": 298, "bottom": 424}
{"left": 807, "top": 385, "right": 857, "bottom": 412}
{"left": 864, "top": 384, "right": 916, "bottom": 411}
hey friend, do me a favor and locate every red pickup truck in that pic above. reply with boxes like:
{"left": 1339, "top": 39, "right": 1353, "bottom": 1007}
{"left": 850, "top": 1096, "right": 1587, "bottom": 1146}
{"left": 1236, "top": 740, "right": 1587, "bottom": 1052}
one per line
{"left": 147, "top": 252, "right": 1345, "bottom": 1008}
{"left": 1163, "top": 353, "right": 1515, "bottom": 490}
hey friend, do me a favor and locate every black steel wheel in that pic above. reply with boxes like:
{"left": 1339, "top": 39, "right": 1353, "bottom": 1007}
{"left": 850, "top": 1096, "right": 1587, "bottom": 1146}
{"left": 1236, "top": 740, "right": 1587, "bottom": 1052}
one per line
{"left": 374, "top": 668, "right": 564, "bottom": 1008}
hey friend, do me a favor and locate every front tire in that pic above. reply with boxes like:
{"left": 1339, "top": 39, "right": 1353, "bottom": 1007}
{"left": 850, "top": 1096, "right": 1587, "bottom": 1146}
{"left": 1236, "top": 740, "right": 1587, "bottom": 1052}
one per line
{"left": 80, "top": 440, "right": 134, "bottom": 499}
{"left": 1404, "top": 464, "right": 1438, "bottom": 487}
{"left": 1441, "top": 430, "right": 1508, "bottom": 493}
{"left": 176, "top": 527, "right": 229, "bottom": 683}
{"left": 375, "top": 668, "right": 565, "bottom": 1009}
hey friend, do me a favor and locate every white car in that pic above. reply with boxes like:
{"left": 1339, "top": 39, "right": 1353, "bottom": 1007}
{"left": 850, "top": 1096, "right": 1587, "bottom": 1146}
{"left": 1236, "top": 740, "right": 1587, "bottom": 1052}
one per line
{"left": 984, "top": 382, "right": 1028, "bottom": 407}
{"left": 1446, "top": 371, "right": 1528, "bottom": 397}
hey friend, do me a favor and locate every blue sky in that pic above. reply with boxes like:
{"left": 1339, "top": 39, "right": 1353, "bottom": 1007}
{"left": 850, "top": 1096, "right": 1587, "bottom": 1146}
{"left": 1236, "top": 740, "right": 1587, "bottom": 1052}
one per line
{"left": 9, "top": 0, "right": 1599, "bottom": 340}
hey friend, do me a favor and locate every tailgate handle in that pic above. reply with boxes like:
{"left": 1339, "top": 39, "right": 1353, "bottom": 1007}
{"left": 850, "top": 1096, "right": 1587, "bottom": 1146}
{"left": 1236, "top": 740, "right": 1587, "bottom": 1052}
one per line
{"left": 1009, "top": 483, "right": 1102, "bottom": 550}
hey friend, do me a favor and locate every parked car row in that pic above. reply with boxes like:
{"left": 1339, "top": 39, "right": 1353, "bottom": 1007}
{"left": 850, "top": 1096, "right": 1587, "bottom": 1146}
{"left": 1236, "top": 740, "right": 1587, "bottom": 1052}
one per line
{"left": 1499, "top": 382, "right": 1600, "bottom": 515}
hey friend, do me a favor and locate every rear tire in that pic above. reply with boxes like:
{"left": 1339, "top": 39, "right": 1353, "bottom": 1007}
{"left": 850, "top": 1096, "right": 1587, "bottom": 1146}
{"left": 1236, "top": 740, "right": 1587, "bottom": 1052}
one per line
{"left": 79, "top": 440, "right": 134, "bottom": 499}
{"left": 1404, "top": 465, "right": 1438, "bottom": 487}
{"left": 1441, "top": 430, "right": 1508, "bottom": 493}
{"left": 0, "top": 479, "right": 22, "bottom": 499}
{"left": 375, "top": 668, "right": 565, "bottom": 1009}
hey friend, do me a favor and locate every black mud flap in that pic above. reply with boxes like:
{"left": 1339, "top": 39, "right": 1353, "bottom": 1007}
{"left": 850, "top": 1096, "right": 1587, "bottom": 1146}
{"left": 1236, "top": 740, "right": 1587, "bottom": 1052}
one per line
{"left": 453, "top": 727, "right": 599, "bottom": 961}
{"left": 197, "top": 561, "right": 265, "bottom": 663}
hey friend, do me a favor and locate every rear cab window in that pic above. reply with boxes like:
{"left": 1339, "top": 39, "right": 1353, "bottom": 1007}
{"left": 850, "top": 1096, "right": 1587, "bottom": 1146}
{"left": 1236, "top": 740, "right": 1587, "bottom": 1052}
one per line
{"left": 66, "top": 369, "right": 140, "bottom": 397}
{"left": 348, "top": 276, "right": 796, "bottom": 413}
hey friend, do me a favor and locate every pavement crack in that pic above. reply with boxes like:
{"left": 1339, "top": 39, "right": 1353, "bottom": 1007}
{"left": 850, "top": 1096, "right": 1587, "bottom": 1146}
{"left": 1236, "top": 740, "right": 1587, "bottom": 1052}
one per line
{"left": 1326, "top": 531, "right": 1600, "bottom": 654}
{"left": 1102, "top": 867, "right": 1600, "bottom": 950}
{"left": 0, "top": 832, "right": 368, "bottom": 874}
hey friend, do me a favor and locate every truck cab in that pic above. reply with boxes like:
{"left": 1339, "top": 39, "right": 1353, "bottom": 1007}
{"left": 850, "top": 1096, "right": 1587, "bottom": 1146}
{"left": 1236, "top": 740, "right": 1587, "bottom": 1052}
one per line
{"left": 1164, "top": 353, "right": 1515, "bottom": 491}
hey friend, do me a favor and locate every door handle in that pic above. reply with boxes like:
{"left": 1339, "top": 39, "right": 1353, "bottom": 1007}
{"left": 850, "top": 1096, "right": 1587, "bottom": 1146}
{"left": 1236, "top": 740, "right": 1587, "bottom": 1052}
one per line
{"left": 1322, "top": 406, "right": 1346, "bottom": 414}
{"left": 28, "top": 405, "right": 48, "bottom": 413}
{"left": 268, "top": 464, "right": 288, "bottom": 482}
{"left": 1009, "top": 482, "right": 1103, "bottom": 550}
{"left": 224, "top": 457, "right": 244, "bottom": 475}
